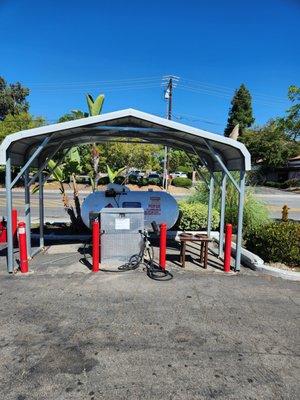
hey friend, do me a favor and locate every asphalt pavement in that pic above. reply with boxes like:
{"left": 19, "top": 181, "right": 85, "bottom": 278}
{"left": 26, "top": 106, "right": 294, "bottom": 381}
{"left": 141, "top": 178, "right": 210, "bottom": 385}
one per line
{"left": 0, "top": 246, "right": 299, "bottom": 400}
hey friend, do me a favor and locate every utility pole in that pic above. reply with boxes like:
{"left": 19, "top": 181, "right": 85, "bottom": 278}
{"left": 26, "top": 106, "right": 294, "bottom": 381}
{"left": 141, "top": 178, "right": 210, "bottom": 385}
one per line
{"left": 167, "top": 77, "right": 173, "bottom": 120}
{"left": 162, "top": 75, "right": 179, "bottom": 190}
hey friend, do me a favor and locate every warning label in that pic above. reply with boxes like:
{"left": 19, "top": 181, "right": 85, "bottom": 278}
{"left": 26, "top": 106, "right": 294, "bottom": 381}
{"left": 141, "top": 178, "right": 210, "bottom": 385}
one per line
{"left": 145, "top": 196, "right": 161, "bottom": 216}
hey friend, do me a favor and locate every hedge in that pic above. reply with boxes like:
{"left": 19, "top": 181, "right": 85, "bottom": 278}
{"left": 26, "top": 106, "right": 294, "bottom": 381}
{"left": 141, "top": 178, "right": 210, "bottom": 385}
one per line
{"left": 245, "top": 221, "right": 300, "bottom": 266}
{"left": 178, "top": 202, "right": 220, "bottom": 231}
{"left": 172, "top": 177, "right": 192, "bottom": 188}
{"left": 98, "top": 176, "right": 110, "bottom": 185}
{"left": 265, "top": 179, "right": 300, "bottom": 189}
{"left": 148, "top": 177, "right": 161, "bottom": 186}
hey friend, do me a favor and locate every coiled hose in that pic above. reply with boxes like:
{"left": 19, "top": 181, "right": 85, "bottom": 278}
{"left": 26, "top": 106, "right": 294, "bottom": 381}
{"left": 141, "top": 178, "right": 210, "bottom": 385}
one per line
{"left": 83, "top": 233, "right": 173, "bottom": 281}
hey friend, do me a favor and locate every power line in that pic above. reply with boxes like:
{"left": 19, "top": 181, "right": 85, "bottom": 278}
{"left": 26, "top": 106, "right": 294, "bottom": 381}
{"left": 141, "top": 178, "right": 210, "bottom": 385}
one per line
{"left": 25, "top": 74, "right": 287, "bottom": 104}
{"left": 30, "top": 83, "right": 162, "bottom": 94}
{"left": 177, "top": 83, "right": 287, "bottom": 107}
{"left": 173, "top": 113, "right": 223, "bottom": 126}
{"left": 26, "top": 76, "right": 162, "bottom": 88}
{"left": 180, "top": 78, "right": 287, "bottom": 103}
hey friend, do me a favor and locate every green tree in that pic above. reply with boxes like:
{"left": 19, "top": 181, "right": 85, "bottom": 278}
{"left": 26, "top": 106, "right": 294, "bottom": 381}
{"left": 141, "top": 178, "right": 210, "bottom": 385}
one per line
{"left": 57, "top": 92, "right": 106, "bottom": 191}
{"left": 0, "top": 76, "right": 29, "bottom": 120}
{"left": 167, "top": 150, "right": 196, "bottom": 173}
{"left": 101, "top": 142, "right": 161, "bottom": 172}
{"left": 277, "top": 85, "right": 300, "bottom": 140}
{"left": 240, "top": 121, "right": 300, "bottom": 168}
{"left": 0, "top": 112, "right": 45, "bottom": 142}
{"left": 58, "top": 110, "right": 87, "bottom": 122}
{"left": 224, "top": 84, "right": 254, "bottom": 137}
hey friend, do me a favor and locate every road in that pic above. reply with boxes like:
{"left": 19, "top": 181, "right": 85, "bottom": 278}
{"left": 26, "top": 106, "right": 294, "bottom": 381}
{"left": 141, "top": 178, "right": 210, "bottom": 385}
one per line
{"left": 0, "top": 186, "right": 299, "bottom": 221}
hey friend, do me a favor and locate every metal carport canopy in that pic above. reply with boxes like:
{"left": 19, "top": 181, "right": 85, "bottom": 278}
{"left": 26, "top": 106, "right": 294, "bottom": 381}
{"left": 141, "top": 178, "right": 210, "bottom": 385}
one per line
{"left": 0, "top": 108, "right": 251, "bottom": 274}
{"left": 0, "top": 108, "right": 251, "bottom": 171}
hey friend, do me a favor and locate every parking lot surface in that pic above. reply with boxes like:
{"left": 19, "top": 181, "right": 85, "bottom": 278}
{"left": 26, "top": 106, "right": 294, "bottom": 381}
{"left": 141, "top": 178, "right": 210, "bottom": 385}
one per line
{"left": 0, "top": 246, "right": 299, "bottom": 400}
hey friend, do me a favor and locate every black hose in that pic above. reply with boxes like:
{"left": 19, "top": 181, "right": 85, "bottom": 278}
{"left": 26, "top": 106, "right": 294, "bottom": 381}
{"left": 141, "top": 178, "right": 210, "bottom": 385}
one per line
{"left": 82, "top": 233, "right": 173, "bottom": 281}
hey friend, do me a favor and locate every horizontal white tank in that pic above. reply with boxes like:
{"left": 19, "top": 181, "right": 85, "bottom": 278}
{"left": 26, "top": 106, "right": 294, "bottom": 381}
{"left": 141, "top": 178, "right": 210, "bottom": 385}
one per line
{"left": 81, "top": 185, "right": 179, "bottom": 230}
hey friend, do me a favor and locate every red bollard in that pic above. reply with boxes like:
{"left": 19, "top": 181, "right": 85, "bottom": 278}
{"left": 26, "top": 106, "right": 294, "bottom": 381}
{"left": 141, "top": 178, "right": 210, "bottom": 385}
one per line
{"left": 0, "top": 218, "right": 7, "bottom": 243}
{"left": 12, "top": 209, "right": 18, "bottom": 246}
{"left": 159, "top": 223, "right": 167, "bottom": 270}
{"left": 92, "top": 220, "right": 100, "bottom": 272}
{"left": 18, "top": 221, "right": 28, "bottom": 273}
{"left": 99, "top": 221, "right": 101, "bottom": 264}
{"left": 223, "top": 223, "right": 232, "bottom": 273}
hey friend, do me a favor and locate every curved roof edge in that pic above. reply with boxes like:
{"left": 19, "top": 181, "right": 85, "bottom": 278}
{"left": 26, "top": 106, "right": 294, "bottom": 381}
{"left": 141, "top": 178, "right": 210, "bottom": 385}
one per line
{"left": 0, "top": 108, "right": 251, "bottom": 171}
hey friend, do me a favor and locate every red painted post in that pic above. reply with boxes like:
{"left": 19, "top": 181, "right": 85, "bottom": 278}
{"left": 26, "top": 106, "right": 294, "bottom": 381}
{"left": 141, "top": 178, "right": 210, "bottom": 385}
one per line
{"left": 159, "top": 223, "right": 167, "bottom": 270}
{"left": 18, "top": 221, "right": 28, "bottom": 273}
{"left": 0, "top": 218, "right": 7, "bottom": 243}
{"left": 223, "top": 223, "right": 232, "bottom": 272}
{"left": 92, "top": 220, "right": 100, "bottom": 272}
{"left": 99, "top": 221, "right": 101, "bottom": 263}
{"left": 12, "top": 209, "right": 18, "bottom": 246}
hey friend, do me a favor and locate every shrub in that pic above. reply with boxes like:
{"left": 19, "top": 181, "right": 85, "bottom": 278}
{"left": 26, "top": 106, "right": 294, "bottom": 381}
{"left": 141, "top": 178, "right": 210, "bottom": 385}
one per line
{"left": 172, "top": 177, "right": 192, "bottom": 188}
{"left": 128, "top": 175, "right": 138, "bottom": 184}
{"left": 98, "top": 176, "right": 110, "bottom": 185}
{"left": 188, "top": 177, "right": 270, "bottom": 236}
{"left": 178, "top": 201, "right": 220, "bottom": 231}
{"left": 137, "top": 177, "right": 148, "bottom": 187}
{"left": 265, "top": 181, "right": 282, "bottom": 189}
{"left": 148, "top": 177, "right": 161, "bottom": 186}
{"left": 281, "top": 178, "right": 300, "bottom": 189}
{"left": 245, "top": 221, "right": 300, "bottom": 266}
{"left": 114, "top": 175, "right": 126, "bottom": 185}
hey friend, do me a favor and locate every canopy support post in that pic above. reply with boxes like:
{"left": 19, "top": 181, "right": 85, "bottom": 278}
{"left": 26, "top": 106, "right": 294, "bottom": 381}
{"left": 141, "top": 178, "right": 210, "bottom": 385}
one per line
{"left": 6, "top": 155, "right": 14, "bottom": 273}
{"left": 38, "top": 171, "right": 44, "bottom": 249}
{"left": 218, "top": 173, "right": 227, "bottom": 258}
{"left": 24, "top": 169, "right": 32, "bottom": 257}
{"left": 235, "top": 170, "right": 246, "bottom": 271}
{"left": 207, "top": 174, "right": 214, "bottom": 237}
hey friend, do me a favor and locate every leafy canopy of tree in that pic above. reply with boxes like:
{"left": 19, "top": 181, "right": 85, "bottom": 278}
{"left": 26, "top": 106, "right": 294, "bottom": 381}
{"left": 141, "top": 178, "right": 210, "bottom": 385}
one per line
{"left": 240, "top": 121, "right": 300, "bottom": 168}
{"left": 276, "top": 85, "right": 300, "bottom": 140}
{"left": 58, "top": 110, "right": 87, "bottom": 122}
{"left": 0, "top": 76, "right": 29, "bottom": 121}
{"left": 224, "top": 84, "right": 254, "bottom": 137}
{"left": 97, "top": 141, "right": 162, "bottom": 172}
{"left": 0, "top": 112, "right": 45, "bottom": 142}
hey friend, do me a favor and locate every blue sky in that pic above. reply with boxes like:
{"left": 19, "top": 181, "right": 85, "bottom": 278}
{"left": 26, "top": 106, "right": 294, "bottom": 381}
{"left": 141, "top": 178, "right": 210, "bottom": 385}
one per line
{"left": 0, "top": 0, "right": 299, "bottom": 134}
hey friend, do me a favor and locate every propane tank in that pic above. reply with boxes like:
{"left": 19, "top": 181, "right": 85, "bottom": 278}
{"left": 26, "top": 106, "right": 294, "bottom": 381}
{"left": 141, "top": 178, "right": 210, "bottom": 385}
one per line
{"left": 81, "top": 184, "right": 179, "bottom": 230}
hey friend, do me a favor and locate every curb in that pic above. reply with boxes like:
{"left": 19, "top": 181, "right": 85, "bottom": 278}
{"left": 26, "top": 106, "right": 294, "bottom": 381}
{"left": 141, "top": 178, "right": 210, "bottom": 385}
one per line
{"left": 254, "top": 263, "right": 300, "bottom": 281}
{"left": 229, "top": 241, "right": 300, "bottom": 281}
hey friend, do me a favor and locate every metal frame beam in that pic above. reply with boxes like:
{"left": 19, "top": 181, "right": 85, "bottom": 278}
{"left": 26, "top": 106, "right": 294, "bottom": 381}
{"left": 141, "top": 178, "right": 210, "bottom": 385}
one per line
{"left": 10, "top": 136, "right": 50, "bottom": 188}
{"left": 85, "top": 125, "right": 174, "bottom": 134}
{"left": 235, "top": 170, "right": 246, "bottom": 271}
{"left": 207, "top": 174, "right": 215, "bottom": 237}
{"left": 28, "top": 141, "right": 64, "bottom": 186}
{"left": 203, "top": 139, "right": 240, "bottom": 193}
{"left": 38, "top": 170, "right": 44, "bottom": 249}
{"left": 24, "top": 169, "right": 32, "bottom": 257}
{"left": 191, "top": 145, "right": 214, "bottom": 176}
{"left": 218, "top": 173, "right": 227, "bottom": 258}
{"left": 186, "top": 153, "right": 209, "bottom": 188}
{"left": 5, "top": 155, "right": 14, "bottom": 273}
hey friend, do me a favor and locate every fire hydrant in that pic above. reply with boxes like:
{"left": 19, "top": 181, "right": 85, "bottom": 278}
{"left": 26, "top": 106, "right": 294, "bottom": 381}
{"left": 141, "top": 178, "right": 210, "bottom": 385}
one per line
{"left": 282, "top": 205, "right": 289, "bottom": 222}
